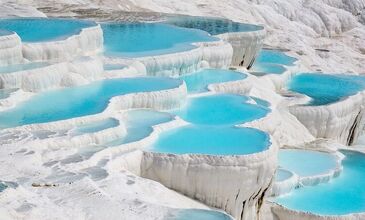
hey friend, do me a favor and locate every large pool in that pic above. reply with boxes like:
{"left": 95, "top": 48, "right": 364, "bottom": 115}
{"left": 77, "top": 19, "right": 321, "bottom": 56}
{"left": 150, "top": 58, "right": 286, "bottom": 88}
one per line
{"left": 0, "top": 77, "right": 182, "bottom": 128}
{"left": 150, "top": 125, "right": 270, "bottom": 155}
{"left": 172, "top": 94, "right": 269, "bottom": 125}
{"left": 0, "top": 18, "right": 96, "bottom": 42}
{"left": 179, "top": 69, "right": 247, "bottom": 93}
{"left": 102, "top": 22, "right": 217, "bottom": 57}
{"left": 278, "top": 149, "right": 338, "bottom": 177}
{"left": 275, "top": 150, "right": 365, "bottom": 215}
{"left": 288, "top": 73, "right": 365, "bottom": 105}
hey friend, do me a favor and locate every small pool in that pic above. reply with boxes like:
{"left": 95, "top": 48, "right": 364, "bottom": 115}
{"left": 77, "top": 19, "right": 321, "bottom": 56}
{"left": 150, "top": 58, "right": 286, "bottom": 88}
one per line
{"left": 288, "top": 73, "right": 365, "bottom": 105}
{"left": 0, "top": 62, "right": 49, "bottom": 74}
{"left": 0, "top": 18, "right": 96, "bottom": 42}
{"left": 278, "top": 149, "right": 338, "bottom": 178}
{"left": 105, "top": 109, "right": 173, "bottom": 146}
{"left": 166, "top": 209, "right": 233, "bottom": 220}
{"left": 103, "top": 64, "right": 127, "bottom": 71}
{"left": 179, "top": 69, "right": 247, "bottom": 93}
{"left": 166, "top": 16, "right": 263, "bottom": 35}
{"left": 0, "top": 77, "right": 182, "bottom": 128}
{"left": 71, "top": 118, "right": 119, "bottom": 136}
{"left": 102, "top": 22, "right": 217, "bottom": 57}
{"left": 251, "top": 63, "right": 287, "bottom": 75}
{"left": 0, "top": 88, "right": 17, "bottom": 99}
{"left": 150, "top": 125, "right": 270, "bottom": 155}
{"left": 254, "top": 49, "right": 297, "bottom": 66}
{"left": 172, "top": 94, "right": 269, "bottom": 125}
{"left": 276, "top": 168, "right": 294, "bottom": 182}
{"left": 274, "top": 150, "right": 365, "bottom": 215}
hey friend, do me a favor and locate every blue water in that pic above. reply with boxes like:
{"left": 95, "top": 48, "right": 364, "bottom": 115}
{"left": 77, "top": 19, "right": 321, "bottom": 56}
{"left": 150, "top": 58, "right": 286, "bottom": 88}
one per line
{"left": 276, "top": 169, "right": 293, "bottom": 182}
{"left": 288, "top": 73, "right": 365, "bottom": 105}
{"left": 255, "top": 49, "right": 297, "bottom": 66}
{"left": 150, "top": 125, "right": 270, "bottom": 155}
{"left": 72, "top": 118, "right": 119, "bottom": 136}
{"left": 172, "top": 94, "right": 269, "bottom": 125}
{"left": 275, "top": 150, "right": 365, "bottom": 215}
{"left": 105, "top": 109, "right": 173, "bottom": 146}
{"left": 102, "top": 22, "right": 217, "bottom": 57}
{"left": 279, "top": 149, "right": 338, "bottom": 177}
{"left": 0, "top": 62, "right": 49, "bottom": 74}
{"left": 166, "top": 209, "right": 232, "bottom": 220}
{"left": 180, "top": 69, "right": 247, "bottom": 93}
{"left": 251, "top": 63, "right": 286, "bottom": 75}
{"left": 166, "top": 16, "right": 263, "bottom": 35}
{"left": 0, "top": 18, "right": 95, "bottom": 42}
{"left": 0, "top": 77, "right": 182, "bottom": 128}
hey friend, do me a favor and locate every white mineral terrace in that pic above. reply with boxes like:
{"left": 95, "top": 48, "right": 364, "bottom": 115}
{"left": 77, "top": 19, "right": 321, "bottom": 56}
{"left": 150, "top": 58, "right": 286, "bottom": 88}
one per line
{"left": 0, "top": 2, "right": 364, "bottom": 220}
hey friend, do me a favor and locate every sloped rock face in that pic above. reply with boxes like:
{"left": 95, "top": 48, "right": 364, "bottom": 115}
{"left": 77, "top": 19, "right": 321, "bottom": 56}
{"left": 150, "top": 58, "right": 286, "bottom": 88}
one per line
{"left": 0, "top": 32, "right": 23, "bottom": 65}
{"left": 140, "top": 140, "right": 278, "bottom": 220}
{"left": 289, "top": 92, "right": 365, "bottom": 145}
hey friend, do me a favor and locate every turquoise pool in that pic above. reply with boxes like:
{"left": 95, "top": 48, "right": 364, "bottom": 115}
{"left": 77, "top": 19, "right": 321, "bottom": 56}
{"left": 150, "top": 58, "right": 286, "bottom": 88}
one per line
{"left": 166, "top": 16, "right": 263, "bottom": 35}
{"left": 166, "top": 209, "right": 232, "bottom": 220}
{"left": 102, "top": 22, "right": 217, "bottom": 57}
{"left": 172, "top": 94, "right": 269, "bottom": 125}
{"left": 288, "top": 73, "right": 365, "bottom": 105}
{"left": 150, "top": 125, "right": 270, "bottom": 155}
{"left": 105, "top": 109, "right": 173, "bottom": 146}
{"left": 275, "top": 150, "right": 365, "bottom": 215}
{"left": 179, "top": 69, "right": 247, "bottom": 93}
{"left": 0, "top": 18, "right": 96, "bottom": 42}
{"left": 0, "top": 77, "right": 182, "bottom": 128}
{"left": 279, "top": 149, "right": 338, "bottom": 177}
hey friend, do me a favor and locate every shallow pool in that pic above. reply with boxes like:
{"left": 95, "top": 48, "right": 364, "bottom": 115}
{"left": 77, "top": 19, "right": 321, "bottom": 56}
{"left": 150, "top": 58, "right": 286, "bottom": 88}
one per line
{"left": 251, "top": 63, "right": 286, "bottom": 75}
{"left": 275, "top": 150, "right": 365, "bottom": 215}
{"left": 102, "top": 22, "right": 217, "bottom": 57}
{"left": 172, "top": 94, "right": 269, "bottom": 125}
{"left": 0, "top": 62, "right": 49, "bottom": 74}
{"left": 71, "top": 118, "right": 119, "bottom": 136}
{"left": 0, "top": 18, "right": 96, "bottom": 42}
{"left": 179, "top": 69, "right": 247, "bottom": 93}
{"left": 150, "top": 125, "right": 270, "bottom": 155}
{"left": 166, "top": 209, "right": 233, "bottom": 220}
{"left": 0, "top": 77, "right": 182, "bottom": 128}
{"left": 166, "top": 16, "right": 263, "bottom": 35}
{"left": 278, "top": 149, "right": 338, "bottom": 178}
{"left": 288, "top": 73, "right": 365, "bottom": 105}
{"left": 105, "top": 109, "right": 173, "bottom": 146}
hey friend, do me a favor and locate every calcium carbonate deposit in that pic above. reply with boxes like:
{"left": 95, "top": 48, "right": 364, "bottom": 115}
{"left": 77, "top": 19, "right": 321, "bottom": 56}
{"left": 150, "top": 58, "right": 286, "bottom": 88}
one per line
{"left": 0, "top": 1, "right": 365, "bottom": 220}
